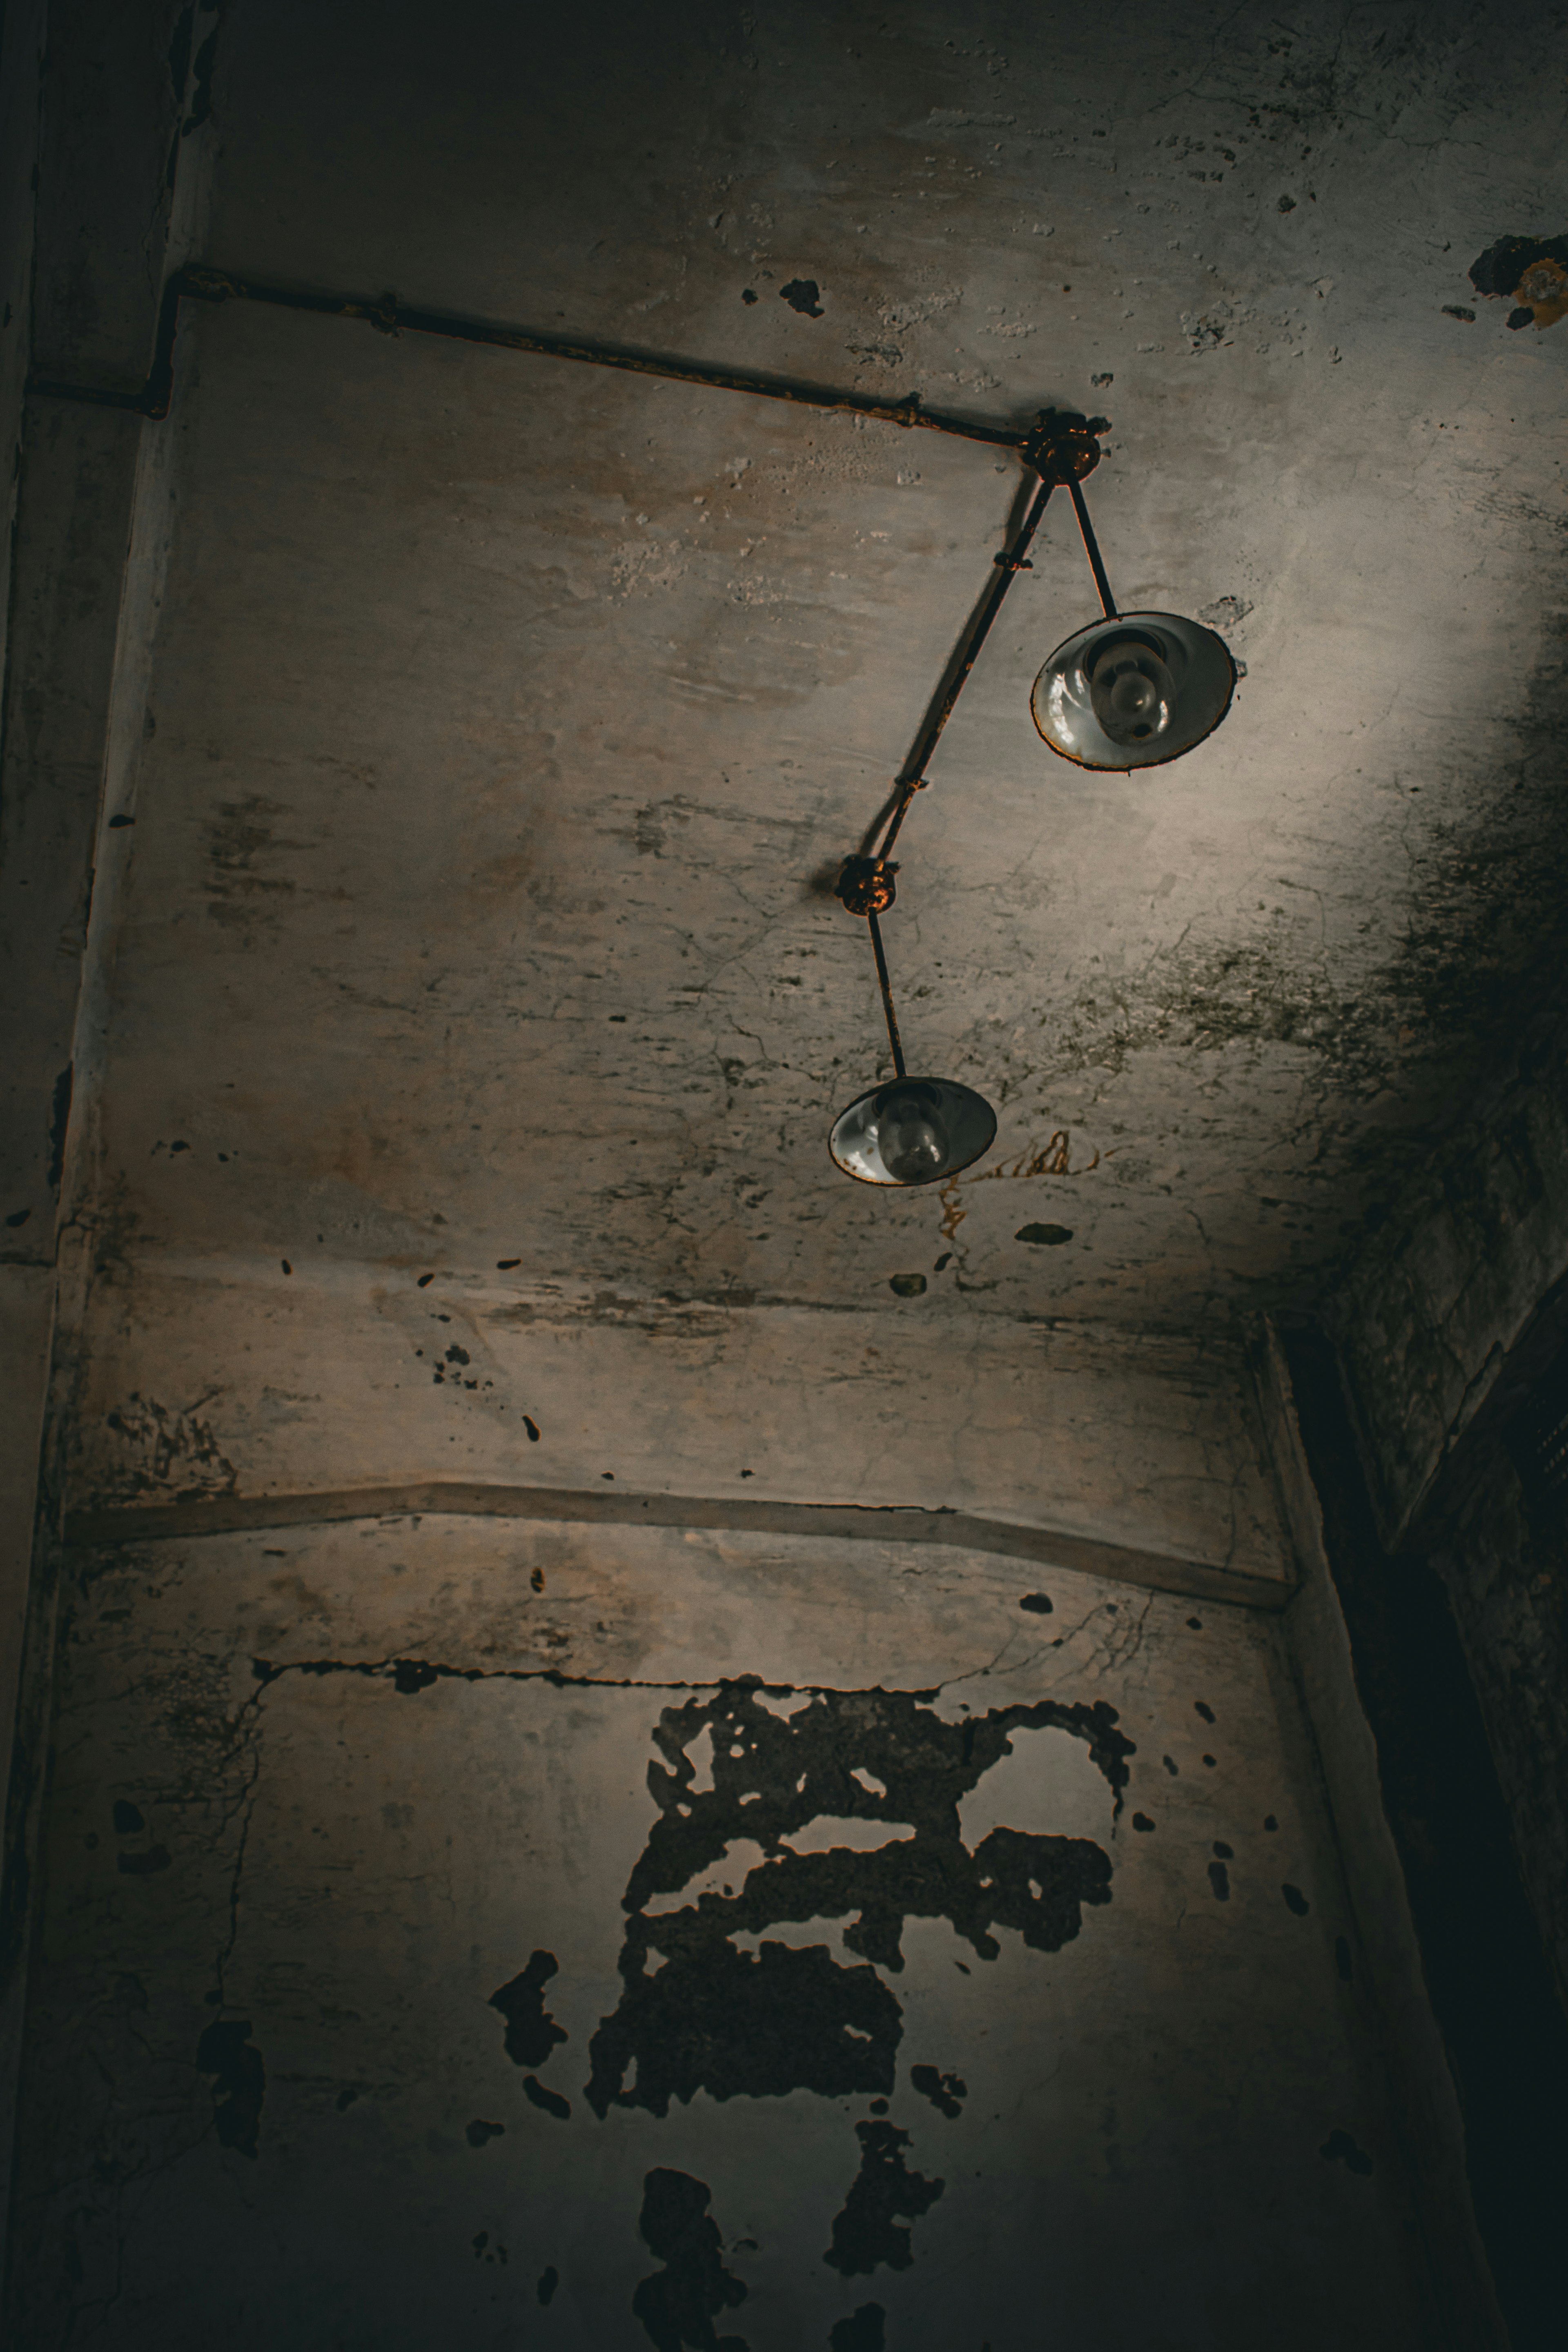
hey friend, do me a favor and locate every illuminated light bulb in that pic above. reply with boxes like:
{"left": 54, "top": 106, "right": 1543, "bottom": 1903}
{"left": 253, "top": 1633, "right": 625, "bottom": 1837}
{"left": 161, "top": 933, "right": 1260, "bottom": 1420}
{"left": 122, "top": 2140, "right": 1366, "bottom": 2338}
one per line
{"left": 828, "top": 1078, "right": 996, "bottom": 1187}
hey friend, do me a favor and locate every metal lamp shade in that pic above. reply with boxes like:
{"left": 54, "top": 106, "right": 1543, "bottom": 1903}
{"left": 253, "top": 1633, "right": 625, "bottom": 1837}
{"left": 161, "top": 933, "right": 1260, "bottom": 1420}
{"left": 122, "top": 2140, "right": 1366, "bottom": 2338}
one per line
{"left": 828, "top": 1077, "right": 997, "bottom": 1187}
{"left": 1031, "top": 610, "right": 1236, "bottom": 771}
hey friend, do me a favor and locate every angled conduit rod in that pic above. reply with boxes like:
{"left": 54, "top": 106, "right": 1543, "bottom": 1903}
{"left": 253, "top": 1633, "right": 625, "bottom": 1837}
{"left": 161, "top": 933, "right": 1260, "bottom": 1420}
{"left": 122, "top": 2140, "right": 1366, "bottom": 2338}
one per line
{"left": 27, "top": 265, "right": 1114, "bottom": 1088}
{"left": 27, "top": 264, "right": 1029, "bottom": 447}
{"left": 869, "top": 470, "right": 1056, "bottom": 869}
{"left": 865, "top": 910, "right": 906, "bottom": 1080}
{"left": 1068, "top": 473, "right": 1118, "bottom": 619}
{"left": 831, "top": 409, "right": 1109, "bottom": 1062}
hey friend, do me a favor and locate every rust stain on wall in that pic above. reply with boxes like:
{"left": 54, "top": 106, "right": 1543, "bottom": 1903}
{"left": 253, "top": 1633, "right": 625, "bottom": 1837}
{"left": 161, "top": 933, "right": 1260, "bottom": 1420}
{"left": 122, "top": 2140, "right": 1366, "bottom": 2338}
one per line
{"left": 1470, "top": 234, "right": 1568, "bottom": 330}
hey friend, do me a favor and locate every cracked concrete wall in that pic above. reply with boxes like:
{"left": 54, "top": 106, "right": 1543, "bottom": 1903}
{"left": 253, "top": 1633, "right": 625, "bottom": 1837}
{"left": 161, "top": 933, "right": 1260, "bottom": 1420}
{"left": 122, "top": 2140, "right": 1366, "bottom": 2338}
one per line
{"left": 62, "top": 1263, "right": 1293, "bottom": 1588}
{"left": 7, "top": 0, "right": 1565, "bottom": 2340}
{"left": 6, "top": 1521, "right": 1444, "bottom": 2348}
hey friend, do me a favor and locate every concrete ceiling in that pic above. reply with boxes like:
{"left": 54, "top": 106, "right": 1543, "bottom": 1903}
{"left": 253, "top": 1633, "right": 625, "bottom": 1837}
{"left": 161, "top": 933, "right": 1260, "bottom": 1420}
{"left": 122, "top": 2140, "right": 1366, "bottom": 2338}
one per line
{"left": 26, "top": 0, "right": 1565, "bottom": 1358}
{"left": 6, "top": 20, "right": 1566, "bottom": 2336}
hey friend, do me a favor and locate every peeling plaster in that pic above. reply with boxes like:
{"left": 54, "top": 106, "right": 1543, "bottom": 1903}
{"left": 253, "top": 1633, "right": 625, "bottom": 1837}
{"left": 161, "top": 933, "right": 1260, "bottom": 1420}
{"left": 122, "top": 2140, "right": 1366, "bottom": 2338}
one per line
{"left": 4, "top": 1515, "right": 1428, "bottom": 2345}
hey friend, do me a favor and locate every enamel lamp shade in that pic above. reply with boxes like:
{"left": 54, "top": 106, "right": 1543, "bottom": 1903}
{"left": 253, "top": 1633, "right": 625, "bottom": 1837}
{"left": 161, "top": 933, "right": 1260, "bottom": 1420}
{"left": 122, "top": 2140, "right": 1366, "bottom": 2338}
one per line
{"left": 828, "top": 1076, "right": 997, "bottom": 1187}
{"left": 1031, "top": 610, "right": 1236, "bottom": 771}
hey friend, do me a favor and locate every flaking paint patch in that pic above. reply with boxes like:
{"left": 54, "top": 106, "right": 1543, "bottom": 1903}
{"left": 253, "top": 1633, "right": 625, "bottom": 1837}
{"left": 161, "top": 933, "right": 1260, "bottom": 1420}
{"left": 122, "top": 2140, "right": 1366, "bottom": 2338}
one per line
{"left": 824, "top": 2121, "right": 944, "bottom": 2276}
{"left": 908, "top": 2063, "right": 967, "bottom": 2119}
{"left": 633, "top": 2168, "right": 749, "bottom": 2351}
{"left": 7, "top": 1523, "right": 1421, "bottom": 2345}
{"left": 584, "top": 1683, "right": 1125, "bottom": 2120}
{"left": 829, "top": 2307, "right": 886, "bottom": 2352}
{"left": 488, "top": 1949, "right": 568, "bottom": 2067}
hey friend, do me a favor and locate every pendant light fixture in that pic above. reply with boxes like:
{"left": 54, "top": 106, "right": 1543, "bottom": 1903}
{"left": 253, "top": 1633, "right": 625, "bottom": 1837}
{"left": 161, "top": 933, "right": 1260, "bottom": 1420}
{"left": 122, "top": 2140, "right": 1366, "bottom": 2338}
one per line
{"left": 1031, "top": 608, "right": 1235, "bottom": 769}
{"left": 39, "top": 271, "right": 1242, "bottom": 1202}
{"left": 828, "top": 410, "right": 1236, "bottom": 1187}
{"left": 827, "top": 860, "right": 997, "bottom": 1185}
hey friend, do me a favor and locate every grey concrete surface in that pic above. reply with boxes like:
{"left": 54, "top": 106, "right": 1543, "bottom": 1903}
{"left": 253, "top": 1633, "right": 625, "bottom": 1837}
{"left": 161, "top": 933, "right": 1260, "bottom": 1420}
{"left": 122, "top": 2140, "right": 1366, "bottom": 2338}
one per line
{"left": 8, "top": 0, "right": 1567, "bottom": 2340}
{"left": 8, "top": 1520, "right": 1434, "bottom": 2349}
